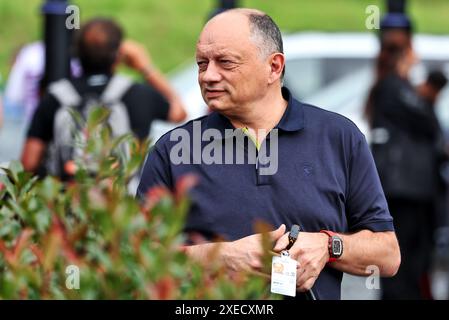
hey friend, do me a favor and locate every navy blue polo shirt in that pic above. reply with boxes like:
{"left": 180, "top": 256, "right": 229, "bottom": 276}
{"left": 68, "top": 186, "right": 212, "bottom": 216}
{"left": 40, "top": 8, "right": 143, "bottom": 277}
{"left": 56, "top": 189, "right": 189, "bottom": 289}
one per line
{"left": 137, "top": 87, "right": 394, "bottom": 300}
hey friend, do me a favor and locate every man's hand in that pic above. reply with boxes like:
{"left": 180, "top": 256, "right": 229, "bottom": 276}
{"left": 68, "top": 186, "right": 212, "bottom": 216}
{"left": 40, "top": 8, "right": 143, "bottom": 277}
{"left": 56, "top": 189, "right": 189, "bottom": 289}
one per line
{"left": 184, "top": 224, "right": 286, "bottom": 275}
{"left": 21, "top": 138, "right": 47, "bottom": 173}
{"left": 274, "top": 231, "right": 329, "bottom": 292}
{"left": 119, "top": 40, "right": 153, "bottom": 74}
{"left": 119, "top": 40, "right": 187, "bottom": 123}
{"left": 221, "top": 224, "right": 286, "bottom": 273}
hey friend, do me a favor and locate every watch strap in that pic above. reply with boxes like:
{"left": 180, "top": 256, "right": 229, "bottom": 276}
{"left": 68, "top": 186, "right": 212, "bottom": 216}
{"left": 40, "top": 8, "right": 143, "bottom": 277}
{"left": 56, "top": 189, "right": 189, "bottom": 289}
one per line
{"left": 320, "top": 230, "right": 339, "bottom": 262}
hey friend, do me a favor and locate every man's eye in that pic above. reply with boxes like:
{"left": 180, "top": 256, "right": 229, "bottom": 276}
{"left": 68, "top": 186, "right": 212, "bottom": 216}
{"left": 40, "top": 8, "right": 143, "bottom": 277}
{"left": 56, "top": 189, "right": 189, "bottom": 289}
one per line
{"left": 197, "top": 61, "right": 208, "bottom": 71}
{"left": 220, "top": 60, "right": 232, "bottom": 64}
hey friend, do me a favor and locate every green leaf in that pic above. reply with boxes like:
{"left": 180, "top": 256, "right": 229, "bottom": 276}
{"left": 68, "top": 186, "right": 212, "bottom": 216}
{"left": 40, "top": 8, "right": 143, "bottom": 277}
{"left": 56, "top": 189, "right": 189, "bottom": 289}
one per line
{"left": 67, "top": 108, "right": 85, "bottom": 129}
{"left": 111, "top": 134, "right": 133, "bottom": 152}
{"left": 38, "top": 177, "right": 62, "bottom": 203}
{"left": 87, "top": 107, "right": 110, "bottom": 131}
{"left": 5, "top": 198, "right": 27, "bottom": 220}
{"left": 8, "top": 160, "right": 24, "bottom": 183}
{"left": 0, "top": 173, "right": 17, "bottom": 202}
{"left": 0, "top": 219, "right": 21, "bottom": 239}
{"left": 18, "top": 174, "right": 38, "bottom": 199}
{"left": 34, "top": 210, "right": 51, "bottom": 234}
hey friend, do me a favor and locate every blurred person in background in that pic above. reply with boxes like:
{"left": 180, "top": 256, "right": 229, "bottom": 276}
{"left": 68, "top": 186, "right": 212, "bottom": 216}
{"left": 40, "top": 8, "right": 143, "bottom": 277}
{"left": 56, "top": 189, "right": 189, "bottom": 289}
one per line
{"left": 417, "top": 70, "right": 448, "bottom": 108}
{"left": 21, "top": 17, "right": 186, "bottom": 179}
{"left": 366, "top": 16, "right": 448, "bottom": 299}
{"left": 417, "top": 71, "right": 449, "bottom": 292}
{"left": 3, "top": 41, "right": 81, "bottom": 124}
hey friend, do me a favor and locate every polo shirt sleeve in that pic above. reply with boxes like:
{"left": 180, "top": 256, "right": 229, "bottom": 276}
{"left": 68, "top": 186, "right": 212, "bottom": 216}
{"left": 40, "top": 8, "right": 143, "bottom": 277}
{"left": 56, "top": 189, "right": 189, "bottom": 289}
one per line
{"left": 27, "top": 93, "right": 59, "bottom": 142}
{"left": 123, "top": 83, "right": 170, "bottom": 141}
{"left": 136, "top": 144, "right": 173, "bottom": 200}
{"left": 346, "top": 133, "right": 395, "bottom": 232}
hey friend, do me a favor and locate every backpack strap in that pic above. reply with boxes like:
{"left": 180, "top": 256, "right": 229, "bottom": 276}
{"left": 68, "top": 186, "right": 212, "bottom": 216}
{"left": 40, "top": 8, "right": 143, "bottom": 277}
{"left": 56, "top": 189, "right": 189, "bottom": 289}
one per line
{"left": 99, "top": 74, "right": 133, "bottom": 137}
{"left": 100, "top": 74, "right": 133, "bottom": 104}
{"left": 46, "top": 79, "right": 81, "bottom": 179}
{"left": 48, "top": 79, "right": 82, "bottom": 107}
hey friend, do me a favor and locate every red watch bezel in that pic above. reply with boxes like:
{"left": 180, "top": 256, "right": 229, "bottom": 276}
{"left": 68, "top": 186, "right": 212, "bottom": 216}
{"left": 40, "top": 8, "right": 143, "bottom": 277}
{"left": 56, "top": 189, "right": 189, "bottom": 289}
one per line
{"left": 320, "top": 230, "right": 340, "bottom": 263}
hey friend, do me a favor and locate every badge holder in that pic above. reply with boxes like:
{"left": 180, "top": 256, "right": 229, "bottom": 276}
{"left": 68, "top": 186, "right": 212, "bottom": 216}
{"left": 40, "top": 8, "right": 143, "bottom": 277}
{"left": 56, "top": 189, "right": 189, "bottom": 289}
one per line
{"left": 270, "top": 250, "right": 297, "bottom": 297}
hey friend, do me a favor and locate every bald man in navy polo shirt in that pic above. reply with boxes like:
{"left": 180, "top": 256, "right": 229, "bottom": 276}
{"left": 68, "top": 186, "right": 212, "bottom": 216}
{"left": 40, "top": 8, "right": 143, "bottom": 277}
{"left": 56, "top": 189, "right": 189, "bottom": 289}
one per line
{"left": 137, "top": 9, "right": 401, "bottom": 300}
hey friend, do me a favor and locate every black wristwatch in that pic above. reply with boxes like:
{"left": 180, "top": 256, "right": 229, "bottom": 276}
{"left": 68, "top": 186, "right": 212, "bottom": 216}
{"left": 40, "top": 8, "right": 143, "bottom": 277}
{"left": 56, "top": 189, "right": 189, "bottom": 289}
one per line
{"left": 286, "top": 224, "right": 300, "bottom": 250}
{"left": 320, "top": 230, "right": 343, "bottom": 262}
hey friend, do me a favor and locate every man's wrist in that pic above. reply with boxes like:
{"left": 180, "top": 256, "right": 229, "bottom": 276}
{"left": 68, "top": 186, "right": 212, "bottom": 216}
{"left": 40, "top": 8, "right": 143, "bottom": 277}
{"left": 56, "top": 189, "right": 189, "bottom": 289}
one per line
{"left": 319, "top": 232, "right": 331, "bottom": 262}
{"left": 184, "top": 241, "right": 232, "bottom": 272}
{"left": 320, "top": 230, "right": 343, "bottom": 263}
{"left": 140, "top": 65, "right": 154, "bottom": 77}
{"left": 220, "top": 241, "right": 235, "bottom": 270}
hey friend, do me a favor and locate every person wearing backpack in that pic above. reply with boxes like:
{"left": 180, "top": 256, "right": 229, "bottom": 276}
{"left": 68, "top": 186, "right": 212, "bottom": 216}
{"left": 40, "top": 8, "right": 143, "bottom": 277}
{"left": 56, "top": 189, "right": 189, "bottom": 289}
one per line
{"left": 21, "top": 18, "right": 186, "bottom": 180}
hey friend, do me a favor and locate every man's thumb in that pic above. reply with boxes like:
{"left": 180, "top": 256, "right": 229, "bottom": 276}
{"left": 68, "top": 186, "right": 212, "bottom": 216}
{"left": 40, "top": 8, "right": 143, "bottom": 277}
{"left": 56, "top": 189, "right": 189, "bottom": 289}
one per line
{"left": 269, "top": 224, "right": 286, "bottom": 241}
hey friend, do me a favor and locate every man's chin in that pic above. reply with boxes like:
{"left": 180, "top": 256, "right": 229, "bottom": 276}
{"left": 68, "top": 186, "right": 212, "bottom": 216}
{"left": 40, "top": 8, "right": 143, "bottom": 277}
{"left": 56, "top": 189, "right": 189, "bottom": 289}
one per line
{"left": 206, "top": 100, "right": 226, "bottom": 112}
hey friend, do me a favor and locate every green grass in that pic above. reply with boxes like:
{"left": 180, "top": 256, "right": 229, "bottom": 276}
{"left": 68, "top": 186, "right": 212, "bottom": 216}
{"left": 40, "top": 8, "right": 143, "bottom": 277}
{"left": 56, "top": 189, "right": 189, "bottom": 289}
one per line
{"left": 1, "top": 0, "right": 449, "bottom": 86}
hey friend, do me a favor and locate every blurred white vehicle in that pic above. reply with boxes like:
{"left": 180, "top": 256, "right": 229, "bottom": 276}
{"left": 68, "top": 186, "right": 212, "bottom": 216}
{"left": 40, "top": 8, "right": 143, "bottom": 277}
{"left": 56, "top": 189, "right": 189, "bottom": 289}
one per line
{"left": 150, "top": 32, "right": 449, "bottom": 143}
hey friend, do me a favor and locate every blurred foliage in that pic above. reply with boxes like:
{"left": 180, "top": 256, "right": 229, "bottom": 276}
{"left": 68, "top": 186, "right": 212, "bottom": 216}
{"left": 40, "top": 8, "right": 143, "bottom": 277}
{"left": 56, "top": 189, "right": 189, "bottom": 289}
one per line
{"left": 0, "top": 107, "right": 277, "bottom": 299}
{"left": 1, "top": 0, "right": 449, "bottom": 84}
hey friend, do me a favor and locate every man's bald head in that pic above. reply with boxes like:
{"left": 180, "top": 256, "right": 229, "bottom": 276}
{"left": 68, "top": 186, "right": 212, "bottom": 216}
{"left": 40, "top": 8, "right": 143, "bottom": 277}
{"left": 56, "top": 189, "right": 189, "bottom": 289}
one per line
{"left": 77, "top": 18, "right": 123, "bottom": 74}
{"left": 204, "top": 9, "right": 283, "bottom": 61}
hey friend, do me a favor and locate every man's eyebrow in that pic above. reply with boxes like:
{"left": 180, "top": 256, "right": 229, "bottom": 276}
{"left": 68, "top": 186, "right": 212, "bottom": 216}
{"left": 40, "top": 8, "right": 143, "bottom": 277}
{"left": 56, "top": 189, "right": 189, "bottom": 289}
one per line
{"left": 196, "top": 49, "right": 242, "bottom": 60}
{"left": 217, "top": 51, "right": 242, "bottom": 59}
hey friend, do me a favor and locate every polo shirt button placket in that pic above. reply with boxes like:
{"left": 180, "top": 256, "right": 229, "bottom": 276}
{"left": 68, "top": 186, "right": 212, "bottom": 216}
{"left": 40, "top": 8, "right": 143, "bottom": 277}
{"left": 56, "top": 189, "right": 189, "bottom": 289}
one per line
{"left": 256, "top": 138, "right": 272, "bottom": 186}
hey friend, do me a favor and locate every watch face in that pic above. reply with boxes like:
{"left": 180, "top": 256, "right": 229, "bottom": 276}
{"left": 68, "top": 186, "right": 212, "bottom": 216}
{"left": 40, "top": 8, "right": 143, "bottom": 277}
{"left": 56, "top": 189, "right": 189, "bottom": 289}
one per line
{"left": 332, "top": 238, "right": 343, "bottom": 257}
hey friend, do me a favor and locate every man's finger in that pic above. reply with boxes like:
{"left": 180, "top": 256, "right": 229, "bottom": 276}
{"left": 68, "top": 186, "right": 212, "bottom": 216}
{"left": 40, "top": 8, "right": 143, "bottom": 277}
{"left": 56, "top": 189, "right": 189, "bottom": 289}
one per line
{"left": 249, "top": 258, "right": 263, "bottom": 271}
{"left": 273, "top": 232, "right": 289, "bottom": 252}
{"left": 296, "top": 267, "right": 313, "bottom": 289}
{"left": 298, "top": 277, "right": 317, "bottom": 293}
{"left": 269, "top": 224, "right": 286, "bottom": 242}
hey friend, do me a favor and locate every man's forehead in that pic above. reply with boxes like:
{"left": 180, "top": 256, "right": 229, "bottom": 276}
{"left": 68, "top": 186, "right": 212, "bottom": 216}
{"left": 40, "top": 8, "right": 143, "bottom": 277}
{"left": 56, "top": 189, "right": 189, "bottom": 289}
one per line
{"left": 195, "top": 43, "right": 242, "bottom": 58}
{"left": 197, "top": 30, "right": 243, "bottom": 45}
{"left": 196, "top": 16, "right": 252, "bottom": 56}
{"left": 199, "top": 11, "right": 250, "bottom": 40}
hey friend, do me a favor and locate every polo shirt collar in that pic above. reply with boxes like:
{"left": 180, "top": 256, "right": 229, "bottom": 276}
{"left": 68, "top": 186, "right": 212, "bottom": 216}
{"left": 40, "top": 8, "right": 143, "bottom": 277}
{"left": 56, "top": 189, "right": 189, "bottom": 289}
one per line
{"left": 204, "top": 86, "right": 305, "bottom": 134}
{"left": 276, "top": 87, "right": 305, "bottom": 132}
{"left": 204, "top": 110, "right": 234, "bottom": 134}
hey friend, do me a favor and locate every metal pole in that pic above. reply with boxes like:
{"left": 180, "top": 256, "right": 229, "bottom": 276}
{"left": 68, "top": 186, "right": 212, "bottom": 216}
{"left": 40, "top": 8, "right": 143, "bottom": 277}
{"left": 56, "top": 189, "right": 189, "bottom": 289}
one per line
{"left": 219, "top": 0, "right": 238, "bottom": 10}
{"left": 381, "top": 0, "right": 412, "bottom": 31}
{"left": 208, "top": 0, "right": 239, "bottom": 21}
{"left": 41, "top": 0, "right": 71, "bottom": 92}
{"left": 386, "top": 0, "right": 407, "bottom": 13}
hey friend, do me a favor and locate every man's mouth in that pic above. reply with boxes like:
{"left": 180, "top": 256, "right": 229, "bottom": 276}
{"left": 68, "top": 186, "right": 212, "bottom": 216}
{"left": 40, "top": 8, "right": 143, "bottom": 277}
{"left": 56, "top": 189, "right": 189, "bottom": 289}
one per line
{"left": 205, "top": 89, "right": 226, "bottom": 98}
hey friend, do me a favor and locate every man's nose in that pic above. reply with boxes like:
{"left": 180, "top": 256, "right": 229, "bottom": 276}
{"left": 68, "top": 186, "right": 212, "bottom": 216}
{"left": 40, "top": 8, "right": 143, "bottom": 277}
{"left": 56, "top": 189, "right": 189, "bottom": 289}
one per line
{"left": 201, "top": 61, "right": 222, "bottom": 83}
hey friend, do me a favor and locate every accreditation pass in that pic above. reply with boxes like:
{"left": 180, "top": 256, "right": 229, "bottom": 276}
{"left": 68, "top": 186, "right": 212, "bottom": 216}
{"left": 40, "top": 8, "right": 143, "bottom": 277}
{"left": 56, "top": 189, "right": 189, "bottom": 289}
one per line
{"left": 271, "top": 251, "right": 297, "bottom": 297}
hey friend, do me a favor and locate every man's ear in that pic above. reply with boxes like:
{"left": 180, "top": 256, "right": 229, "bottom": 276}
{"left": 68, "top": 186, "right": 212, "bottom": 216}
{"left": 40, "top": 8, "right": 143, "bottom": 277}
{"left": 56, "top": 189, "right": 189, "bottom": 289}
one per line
{"left": 268, "top": 53, "right": 285, "bottom": 84}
